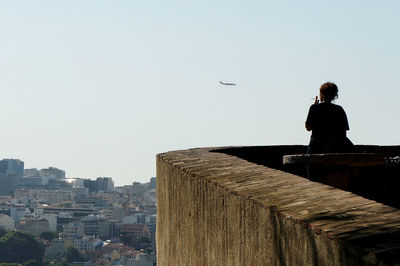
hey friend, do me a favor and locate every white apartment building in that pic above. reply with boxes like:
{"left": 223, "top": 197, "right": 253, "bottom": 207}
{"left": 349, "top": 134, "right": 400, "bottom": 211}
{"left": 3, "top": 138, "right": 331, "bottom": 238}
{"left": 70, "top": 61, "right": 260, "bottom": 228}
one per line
{"left": 38, "top": 190, "right": 73, "bottom": 203}
{"left": 60, "top": 223, "right": 84, "bottom": 239}
{"left": 10, "top": 206, "right": 25, "bottom": 222}
{"left": 43, "top": 213, "right": 57, "bottom": 231}
{"left": 73, "top": 236, "right": 102, "bottom": 252}
{"left": 0, "top": 214, "right": 15, "bottom": 230}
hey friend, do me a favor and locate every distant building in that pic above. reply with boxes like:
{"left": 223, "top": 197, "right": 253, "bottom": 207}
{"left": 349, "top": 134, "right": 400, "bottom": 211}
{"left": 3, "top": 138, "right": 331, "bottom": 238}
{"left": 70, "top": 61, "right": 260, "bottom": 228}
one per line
{"left": 81, "top": 215, "right": 101, "bottom": 236}
{"left": 83, "top": 179, "right": 97, "bottom": 193}
{"left": 46, "top": 239, "right": 66, "bottom": 258}
{"left": 126, "top": 253, "right": 157, "bottom": 266}
{"left": 33, "top": 208, "right": 44, "bottom": 217}
{"left": 121, "top": 224, "right": 150, "bottom": 244}
{"left": 122, "top": 213, "right": 151, "bottom": 225}
{"left": 150, "top": 214, "right": 156, "bottom": 224}
{"left": 75, "top": 195, "right": 107, "bottom": 208}
{"left": 100, "top": 242, "right": 135, "bottom": 260}
{"left": 0, "top": 214, "right": 15, "bottom": 230}
{"left": 17, "top": 217, "right": 49, "bottom": 236}
{"left": 96, "top": 177, "right": 114, "bottom": 192}
{"left": 70, "top": 178, "right": 85, "bottom": 189}
{"left": 0, "top": 207, "right": 10, "bottom": 217}
{"left": 44, "top": 178, "right": 71, "bottom": 190}
{"left": 21, "top": 167, "right": 66, "bottom": 189}
{"left": 148, "top": 177, "right": 156, "bottom": 190}
{"left": 147, "top": 222, "right": 156, "bottom": 248}
{"left": 132, "top": 182, "right": 146, "bottom": 196}
{"left": 24, "top": 168, "right": 40, "bottom": 177}
{"left": 56, "top": 216, "right": 80, "bottom": 232}
{"left": 20, "top": 168, "right": 51, "bottom": 189}
{"left": 0, "top": 159, "right": 24, "bottom": 176}
{"left": 38, "top": 189, "right": 74, "bottom": 203}
{"left": 14, "top": 189, "right": 31, "bottom": 199}
{"left": 111, "top": 207, "right": 127, "bottom": 220}
{"left": 39, "top": 167, "right": 65, "bottom": 180}
{"left": 73, "top": 236, "right": 102, "bottom": 252}
{"left": 60, "top": 223, "right": 84, "bottom": 239}
{"left": 0, "top": 159, "right": 24, "bottom": 196}
{"left": 81, "top": 215, "right": 107, "bottom": 236}
{"left": 120, "top": 251, "right": 136, "bottom": 265}
{"left": 122, "top": 215, "right": 138, "bottom": 225}
{"left": 98, "top": 220, "right": 117, "bottom": 240}
{"left": 74, "top": 195, "right": 96, "bottom": 208}
{"left": 43, "top": 213, "right": 57, "bottom": 231}
{"left": 14, "top": 189, "right": 73, "bottom": 202}
{"left": 83, "top": 177, "right": 114, "bottom": 194}
{"left": 10, "top": 206, "right": 25, "bottom": 222}
{"left": 18, "top": 176, "right": 48, "bottom": 189}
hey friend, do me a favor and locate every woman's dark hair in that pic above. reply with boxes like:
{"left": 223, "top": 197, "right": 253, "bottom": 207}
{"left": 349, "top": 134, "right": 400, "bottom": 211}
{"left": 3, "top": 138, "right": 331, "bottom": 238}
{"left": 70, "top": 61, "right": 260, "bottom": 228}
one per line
{"left": 320, "top": 82, "right": 338, "bottom": 102}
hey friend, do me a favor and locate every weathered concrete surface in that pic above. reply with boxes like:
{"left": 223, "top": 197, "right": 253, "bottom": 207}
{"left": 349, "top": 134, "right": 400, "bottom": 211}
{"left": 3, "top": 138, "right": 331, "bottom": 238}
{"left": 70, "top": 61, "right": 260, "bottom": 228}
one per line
{"left": 282, "top": 153, "right": 385, "bottom": 191}
{"left": 283, "top": 153, "right": 385, "bottom": 167}
{"left": 157, "top": 147, "right": 400, "bottom": 266}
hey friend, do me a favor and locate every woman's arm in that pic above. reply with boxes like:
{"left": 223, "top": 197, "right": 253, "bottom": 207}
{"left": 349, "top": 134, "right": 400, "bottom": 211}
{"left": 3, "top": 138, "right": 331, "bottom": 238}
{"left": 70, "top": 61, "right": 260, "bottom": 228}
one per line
{"left": 305, "top": 100, "right": 317, "bottom": 132}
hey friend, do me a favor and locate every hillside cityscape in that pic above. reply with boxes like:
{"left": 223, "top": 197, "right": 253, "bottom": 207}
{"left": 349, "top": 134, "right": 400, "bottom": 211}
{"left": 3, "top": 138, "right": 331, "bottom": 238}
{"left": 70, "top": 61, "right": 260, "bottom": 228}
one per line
{"left": 0, "top": 158, "right": 156, "bottom": 265}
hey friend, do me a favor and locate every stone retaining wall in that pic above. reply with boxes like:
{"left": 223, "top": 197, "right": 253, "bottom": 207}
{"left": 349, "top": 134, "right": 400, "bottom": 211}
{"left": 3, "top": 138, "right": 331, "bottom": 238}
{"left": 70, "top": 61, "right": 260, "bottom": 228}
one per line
{"left": 156, "top": 146, "right": 400, "bottom": 265}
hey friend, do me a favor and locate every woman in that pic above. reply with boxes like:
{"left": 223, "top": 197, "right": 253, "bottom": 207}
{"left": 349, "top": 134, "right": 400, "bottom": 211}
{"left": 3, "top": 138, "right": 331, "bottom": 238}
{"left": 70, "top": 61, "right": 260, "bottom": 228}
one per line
{"left": 305, "top": 82, "right": 353, "bottom": 153}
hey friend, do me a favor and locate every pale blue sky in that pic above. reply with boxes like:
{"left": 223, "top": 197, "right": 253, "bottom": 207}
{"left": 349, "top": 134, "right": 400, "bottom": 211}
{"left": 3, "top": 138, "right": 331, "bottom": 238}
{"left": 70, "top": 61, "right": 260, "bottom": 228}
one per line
{"left": 0, "top": 1, "right": 399, "bottom": 184}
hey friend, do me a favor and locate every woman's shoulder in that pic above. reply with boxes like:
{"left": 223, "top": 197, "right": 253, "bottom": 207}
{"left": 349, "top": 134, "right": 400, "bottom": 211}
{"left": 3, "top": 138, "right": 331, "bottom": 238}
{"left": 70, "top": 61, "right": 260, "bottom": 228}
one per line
{"left": 311, "top": 103, "right": 346, "bottom": 113}
{"left": 331, "top": 103, "right": 345, "bottom": 111}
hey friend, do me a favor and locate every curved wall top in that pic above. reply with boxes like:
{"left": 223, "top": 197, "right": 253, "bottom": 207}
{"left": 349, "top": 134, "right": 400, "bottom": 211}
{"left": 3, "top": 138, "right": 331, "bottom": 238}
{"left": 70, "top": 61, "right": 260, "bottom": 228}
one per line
{"left": 156, "top": 146, "right": 400, "bottom": 265}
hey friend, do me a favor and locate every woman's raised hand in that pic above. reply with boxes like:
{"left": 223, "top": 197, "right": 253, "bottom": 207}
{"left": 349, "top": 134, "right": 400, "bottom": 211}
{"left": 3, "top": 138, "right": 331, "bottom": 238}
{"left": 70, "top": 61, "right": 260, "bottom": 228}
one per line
{"left": 314, "top": 96, "right": 319, "bottom": 105}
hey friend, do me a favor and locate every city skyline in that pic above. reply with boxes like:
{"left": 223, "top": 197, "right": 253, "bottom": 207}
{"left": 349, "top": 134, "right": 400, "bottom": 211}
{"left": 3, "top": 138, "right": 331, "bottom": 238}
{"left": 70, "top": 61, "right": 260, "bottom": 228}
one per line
{"left": 1, "top": 1, "right": 399, "bottom": 185}
{"left": 0, "top": 157, "right": 146, "bottom": 187}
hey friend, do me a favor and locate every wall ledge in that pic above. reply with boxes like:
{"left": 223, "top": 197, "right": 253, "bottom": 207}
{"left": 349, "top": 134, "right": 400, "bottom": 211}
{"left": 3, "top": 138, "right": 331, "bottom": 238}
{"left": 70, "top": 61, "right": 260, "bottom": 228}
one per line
{"left": 157, "top": 146, "right": 400, "bottom": 265}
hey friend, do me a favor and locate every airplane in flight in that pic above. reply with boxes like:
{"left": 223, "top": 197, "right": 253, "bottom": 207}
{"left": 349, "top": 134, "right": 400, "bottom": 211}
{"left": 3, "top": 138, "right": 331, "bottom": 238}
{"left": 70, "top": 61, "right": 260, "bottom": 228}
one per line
{"left": 219, "top": 81, "right": 236, "bottom": 86}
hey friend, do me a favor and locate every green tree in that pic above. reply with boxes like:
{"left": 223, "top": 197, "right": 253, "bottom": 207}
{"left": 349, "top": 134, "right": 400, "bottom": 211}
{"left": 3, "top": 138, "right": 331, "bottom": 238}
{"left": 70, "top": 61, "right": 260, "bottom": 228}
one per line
{"left": 43, "top": 257, "right": 67, "bottom": 266}
{"left": 0, "top": 231, "right": 44, "bottom": 263}
{"left": 65, "top": 246, "right": 85, "bottom": 263}
{"left": 23, "top": 259, "right": 41, "bottom": 266}
{"left": 40, "top": 231, "right": 57, "bottom": 241}
{"left": 120, "top": 233, "right": 133, "bottom": 246}
{"left": 0, "top": 228, "right": 5, "bottom": 238}
{"left": 0, "top": 240, "right": 6, "bottom": 261}
{"left": 139, "top": 236, "right": 151, "bottom": 244}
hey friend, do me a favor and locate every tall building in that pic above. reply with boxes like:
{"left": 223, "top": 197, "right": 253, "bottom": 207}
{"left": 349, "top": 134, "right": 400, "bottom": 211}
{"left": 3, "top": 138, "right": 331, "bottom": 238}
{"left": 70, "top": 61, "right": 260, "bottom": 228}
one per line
{"left": 148, "top": 177, "right": 156, "bottom": 190}
{"left": 83, "top": 179, "right": 97, "bottom": 193}
{"left": 23, "top": 168, "right": 40, "bottom": 177}
{"left": 96, "top": 177, "right": 114, "bottom": 192}
{"left": 0, "top": 159, "right": 24, "bottom": 176}
{"left": 0, "top": 159, "right": 24, "bottom": 196}
{"left": 39, "top": 167, "right": 65, "bottom": 179}
{"left": 132, "top": 182, "right": 146, "bottom": 196}
{"left": 83, "top": 177, "right": 114, "bottom": 194}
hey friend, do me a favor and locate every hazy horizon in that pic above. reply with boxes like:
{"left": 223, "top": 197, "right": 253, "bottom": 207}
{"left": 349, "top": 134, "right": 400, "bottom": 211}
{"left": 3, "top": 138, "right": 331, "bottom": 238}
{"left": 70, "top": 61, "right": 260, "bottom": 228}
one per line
{"left": 1, "top": 1, "right": 399, "bottom": 185}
